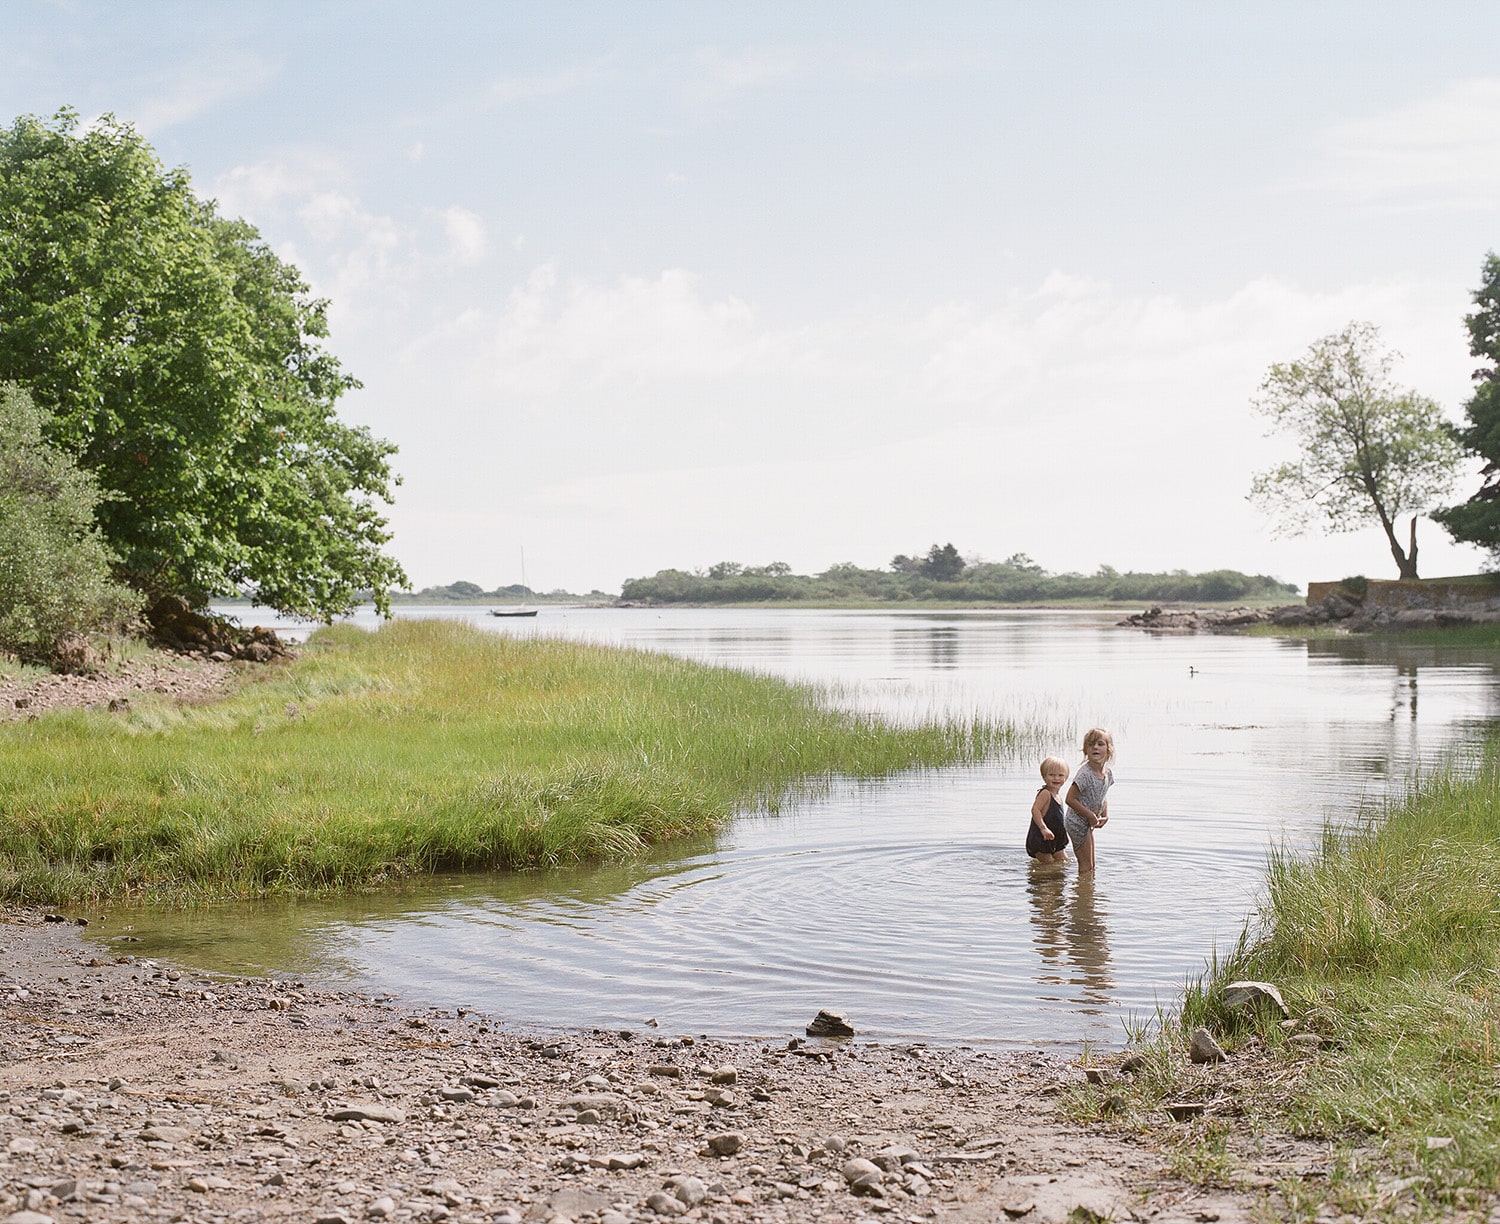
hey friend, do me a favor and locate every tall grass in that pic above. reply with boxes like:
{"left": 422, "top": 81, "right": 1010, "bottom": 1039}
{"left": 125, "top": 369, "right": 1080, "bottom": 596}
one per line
{"left": 0, "top": 619, "right": 1020, "bottom": 904}
{"left": 1154, "top": 750, "right": 1500, "bottom": 1213}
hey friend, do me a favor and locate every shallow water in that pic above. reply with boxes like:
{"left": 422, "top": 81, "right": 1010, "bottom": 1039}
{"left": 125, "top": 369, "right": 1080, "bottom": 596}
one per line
{"left": 104, "top": 608, "right": 1500, "bottom": 1048}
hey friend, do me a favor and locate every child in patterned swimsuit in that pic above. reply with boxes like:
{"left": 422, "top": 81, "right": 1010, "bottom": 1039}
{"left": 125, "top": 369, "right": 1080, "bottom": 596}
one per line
{"left": 1064, "top": 727, "right": 1115, "bottom": 874}
{"left": 1025, "top": 756, "right": 1071, "bottom": 864}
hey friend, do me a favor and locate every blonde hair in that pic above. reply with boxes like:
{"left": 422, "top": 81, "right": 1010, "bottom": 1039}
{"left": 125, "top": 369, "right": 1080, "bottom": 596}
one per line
{"left": 1081, "top": 727, "right": 1115, "bottom": 762}
{"left": 1039, "top": 756, "right": 1069, "bottom": 777}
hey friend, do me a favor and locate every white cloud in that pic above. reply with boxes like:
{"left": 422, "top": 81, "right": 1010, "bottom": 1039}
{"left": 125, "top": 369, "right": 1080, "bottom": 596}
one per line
{"left": 1316, "top": 78, "right": 1500, "bottom": 210}
{"left": 435, "top": 206, "right": 489, "bottom": 264}
{"left": 486, "top": 56, "right": 613, "bottom": 106}
{"left": 689, "top": 46, "right": 803, "bottom": 97}
{"left": 126, "top": 51, "right": 281, "bottom": 132}
{"left": 211, "top": 153, "right": 351, "bottom": 222}
{"left": 377, "top": 264, "right": 1482, "bottom": 592}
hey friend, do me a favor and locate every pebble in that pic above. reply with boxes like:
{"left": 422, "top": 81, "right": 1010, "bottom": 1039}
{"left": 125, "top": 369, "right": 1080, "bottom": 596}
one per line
{"left": 669, "top": 1175, "right": 707, "bottom": 1206}
{"left": 707, "top": 1131, "right": 743, "bottom": 1156}
{"left": 1189, "top": 1028, "right": 1227, "bottom": 1064}
{"left": 366, "top": 1196, "right": 396, "bottom": 1218}
{"left": 329, "top": 1104, "right": 406, "bottom": 1124}
{"left": 645, "top": 1189, "right": 688, "bottom": 1216}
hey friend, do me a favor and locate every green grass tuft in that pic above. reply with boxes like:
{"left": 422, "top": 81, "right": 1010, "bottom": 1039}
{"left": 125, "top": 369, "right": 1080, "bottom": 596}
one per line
{"left": 0, "top": 619, "right": 1022, "bottom": 904}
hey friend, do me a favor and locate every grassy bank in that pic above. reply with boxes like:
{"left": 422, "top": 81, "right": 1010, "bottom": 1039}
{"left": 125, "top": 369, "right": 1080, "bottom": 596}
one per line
{"left": 0, "top": 619, "right": 1019, "bottom": 905}
{"left": 1080, "top": 744, "right": 1500, "bottom": 1218}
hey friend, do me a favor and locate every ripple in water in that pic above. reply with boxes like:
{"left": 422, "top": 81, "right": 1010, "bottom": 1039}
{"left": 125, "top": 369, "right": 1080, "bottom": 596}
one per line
{"left": 115, "top": 607, "right": 1500, "bottom": 1048}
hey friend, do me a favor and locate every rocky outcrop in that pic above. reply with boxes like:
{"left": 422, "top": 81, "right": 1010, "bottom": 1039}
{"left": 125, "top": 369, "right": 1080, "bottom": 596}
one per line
{"left": 145, "top": 595, "right": 291, "bottom": 663}
{"left": 1121, "top": 589, "right": 1500, "bottom": 634}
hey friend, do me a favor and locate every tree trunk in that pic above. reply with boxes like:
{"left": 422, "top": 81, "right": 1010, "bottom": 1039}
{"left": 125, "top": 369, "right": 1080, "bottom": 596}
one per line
{"left": 1376, "top": 508, "right": 1419, "bottom": 580}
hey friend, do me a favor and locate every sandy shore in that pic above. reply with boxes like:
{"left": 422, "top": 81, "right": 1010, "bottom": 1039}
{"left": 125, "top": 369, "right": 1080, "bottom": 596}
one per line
{"left": 0, "top": 907, "right": 1289, "bottom": 1224}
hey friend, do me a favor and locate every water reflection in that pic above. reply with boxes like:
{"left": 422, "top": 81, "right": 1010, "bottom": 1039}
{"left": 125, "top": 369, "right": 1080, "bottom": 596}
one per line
{"left": 1028, "top": 868, "right": 1114, "bottom": 1014}
{"left": 165, "top": 605, "right": 1500, "bottom": 1047}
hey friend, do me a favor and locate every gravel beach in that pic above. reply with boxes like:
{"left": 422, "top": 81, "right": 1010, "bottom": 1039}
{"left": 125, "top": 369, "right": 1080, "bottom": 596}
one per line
{"left": 0, "top": 909, "right": 1279, "bottom": 1224}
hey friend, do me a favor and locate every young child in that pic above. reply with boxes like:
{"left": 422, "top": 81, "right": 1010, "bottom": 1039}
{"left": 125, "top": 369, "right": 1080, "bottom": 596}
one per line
{"left": 1026, "top": 756, "right": 1071, "bottom": 863}
{"left": 1064, "top": 727, "right": 1115, "bottom": 874}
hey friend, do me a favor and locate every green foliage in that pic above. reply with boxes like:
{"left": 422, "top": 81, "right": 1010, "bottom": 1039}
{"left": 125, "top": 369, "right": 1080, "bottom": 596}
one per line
{"left": 1249, "top": 321, "right": 1463, "bottom": 580}
{"left": 619, "top": 555, "right": 1297, "bottom": 605}
{"left": 1435, "top": 252, "right": 1500, "bottom": 560}
{"left": 0, "top": 383, "right": 138, "bottom": 661}
{"left": 0, "top": 619, "right": 1022, "bottom": 903}
{"left": 0, "top": 109, "right": 406, "bottom": 619}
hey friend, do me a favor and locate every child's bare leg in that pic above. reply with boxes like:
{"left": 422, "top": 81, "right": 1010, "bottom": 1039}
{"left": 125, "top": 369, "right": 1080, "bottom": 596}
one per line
{"left": 1073, "top": 832, "right": 1095, "bottom": 873}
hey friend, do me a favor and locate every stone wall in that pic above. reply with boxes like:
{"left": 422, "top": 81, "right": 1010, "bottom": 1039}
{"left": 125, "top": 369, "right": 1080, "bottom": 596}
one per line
{"left": 1306, "top": 578, "right": 1500, "bottom": 612}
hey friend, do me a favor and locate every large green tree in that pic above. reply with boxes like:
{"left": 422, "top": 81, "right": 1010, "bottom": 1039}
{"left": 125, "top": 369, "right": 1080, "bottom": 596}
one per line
{"left": 0, "top": 109, "right": 406, "bottom": 618}
{"left": 0, "top": 382, "right": 139, "bottom": 661}
{"left": 1248, "top": 322, "right": 1463, "bottom": 580}
{"left": 1433, "top": 253, "right": 1500, "bottom": 559}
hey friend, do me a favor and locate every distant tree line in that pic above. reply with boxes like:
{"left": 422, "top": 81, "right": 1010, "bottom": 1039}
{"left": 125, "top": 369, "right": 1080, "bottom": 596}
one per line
{"left": 619, "top": 546, "right": 1298, "bottom": 606}
{"left": 388, "top": 581, "right": 610, "bottom": 604}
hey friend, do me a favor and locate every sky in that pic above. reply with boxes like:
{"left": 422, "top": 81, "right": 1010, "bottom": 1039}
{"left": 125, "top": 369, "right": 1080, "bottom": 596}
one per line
{"left": 6, "top": 2, "right": 1500, "bottom": 595}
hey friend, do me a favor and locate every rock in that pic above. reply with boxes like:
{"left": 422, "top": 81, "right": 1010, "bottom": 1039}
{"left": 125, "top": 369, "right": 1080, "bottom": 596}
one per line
{"left": 707, "top": 1131, "right": 744, "bottom": 1155}
{"left": 670, "top": 1176, "right": 707, "bottom": 1206}
{"left": 1223, "top": 980, "right": 1289, "bottom": 1020}
{"left": 488, "top": 1090, "right": 519, "bottom": 1107}
{"left": 6, "top": 1213, "right": 56, "bottom": 1224}
{"left": 1189, "top": 1027, "right": 1226, "bottom": 1063}
{"left": 709, "top": 1065, "right": 738, "bottom": 1084}
{"left": 806, "top": 1009, "right": 855, "bottom": 1037}
{"left": 140, "top": 1124, "right": 193, "bottom": 1143}
{"left": 439, "top": 1085, "right": 474, "bottom": 1102}
{"left": 823, "top": 1135, "right": 848, "bottom": 1154}
{"left": 1393, "top": 608, "right": 1437, "bottom": 628}
{"left": 328, "top": 1103, "right": 406, "bottom": 1124}
{"left": 1165, "top": 1101, "right": 1206, "bottom": 1120}
{"left": 606, "top": 1152, "right": 647, "bottom": 1170}
{"left": 1288, "top": 1033, "right": 1323, "bottom": 1052}
{"left": 463, "top": 1073, "right": 501, "bottom": 1088}
{"left": 645, "top": 1189, "right": 688, "bottom": 1216}
{"left": 842, "top": 1156, "right": 884, "bottom": 1192}
{"left": 365, "top": 1198, "right": 396, "bottom": 1219}
{"left": 873, "top": 1145, "right": 919, "bottom": 1171}
{"left": 1119, "top": 1052, "right": 1147, "bottom": 1073}
{"left": 647, "top": 1064, "right": 683, "bottom": 1079}
{"left": 1426, "top": 1136, "right": 1454, "bottom": 1150}
{"left": 563, "top": 1092, "right": 631, "bottom": 1121}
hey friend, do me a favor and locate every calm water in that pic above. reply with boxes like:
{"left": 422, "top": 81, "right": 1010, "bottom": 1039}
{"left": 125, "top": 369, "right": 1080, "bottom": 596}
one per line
{"left": 104, "top": 608, "right": 1500, "bottom": 1048}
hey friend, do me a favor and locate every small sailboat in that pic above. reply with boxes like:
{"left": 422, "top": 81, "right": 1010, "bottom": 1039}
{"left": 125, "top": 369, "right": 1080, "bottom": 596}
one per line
{"left": 490, "top": 547, "right": 539, "bottom": 618}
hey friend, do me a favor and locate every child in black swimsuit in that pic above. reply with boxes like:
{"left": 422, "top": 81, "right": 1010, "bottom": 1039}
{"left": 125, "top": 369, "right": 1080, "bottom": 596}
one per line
{"left": 1026, "top": 756, "right": 1071, "bottom": 864}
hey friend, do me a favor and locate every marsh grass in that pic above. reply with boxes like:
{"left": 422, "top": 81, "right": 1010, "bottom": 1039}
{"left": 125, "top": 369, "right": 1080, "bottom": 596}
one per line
{"left": 0, "top": 619, "right": 1020, "bottom": 904}
{"left": 1078, "top": 750, "right": 1500, "bottom": 1216}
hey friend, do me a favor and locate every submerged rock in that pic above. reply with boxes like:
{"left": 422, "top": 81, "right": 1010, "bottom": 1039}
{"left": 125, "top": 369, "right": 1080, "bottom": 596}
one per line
{"left": 806, "top": 1009, "right": 855, "bottom": 1038}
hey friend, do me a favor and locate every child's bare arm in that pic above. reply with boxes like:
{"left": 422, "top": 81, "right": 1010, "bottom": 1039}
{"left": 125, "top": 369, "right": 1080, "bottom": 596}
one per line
{"left": 1066, "top": 782, "right": 1099, "bottom": 827}
{"left": 1030, "top": 791, "right": 1055, "bottom": 838}
{"left": 1097, "top": 799, "right": 1109, "bottom": 827}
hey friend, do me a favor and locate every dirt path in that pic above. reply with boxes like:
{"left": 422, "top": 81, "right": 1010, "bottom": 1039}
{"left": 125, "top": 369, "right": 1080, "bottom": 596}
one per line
{"left": 0, "top": 910, "right": 1281, "bottom": 1224}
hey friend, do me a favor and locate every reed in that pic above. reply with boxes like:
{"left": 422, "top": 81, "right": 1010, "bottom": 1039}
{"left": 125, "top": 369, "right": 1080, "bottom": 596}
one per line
{"left": 1091, "top": 747, "right": 1500, "bottom": 1214}
{"left": 0, "top": 619, "right": 1020, "bottom": 904}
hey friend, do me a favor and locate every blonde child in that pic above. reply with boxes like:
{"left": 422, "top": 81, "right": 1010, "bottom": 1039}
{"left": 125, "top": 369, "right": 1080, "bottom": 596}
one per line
{"left": 1064, "top": 728, "right": 1115, "bottom": 874}
{"left": 1025, "top": 756, "right": 1071, "bottom": 863}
